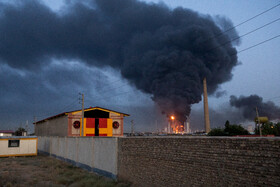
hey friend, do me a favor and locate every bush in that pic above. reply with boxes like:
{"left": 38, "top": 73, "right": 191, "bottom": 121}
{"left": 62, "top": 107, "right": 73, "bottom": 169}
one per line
{"left": 255, "top": 122, "right": 280, "bottom": 136}
{"left": 224, "top": 124, "right": 249, "bottom": 136}
{"left": 208, "top": 121, "right": 249, "bottom": 136}
{"left": 207, "top": 128, "right": 226, "bottom": 136}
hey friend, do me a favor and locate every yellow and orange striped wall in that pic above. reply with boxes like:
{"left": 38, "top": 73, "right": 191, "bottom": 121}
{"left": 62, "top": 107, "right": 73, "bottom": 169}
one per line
{"left": 80, "top": 118, "right": 113, "bottom": 137}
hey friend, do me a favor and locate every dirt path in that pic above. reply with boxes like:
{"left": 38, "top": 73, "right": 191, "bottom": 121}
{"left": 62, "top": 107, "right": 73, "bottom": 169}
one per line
{"left": 0, "top": 154, "right": 130, "bottom": 187}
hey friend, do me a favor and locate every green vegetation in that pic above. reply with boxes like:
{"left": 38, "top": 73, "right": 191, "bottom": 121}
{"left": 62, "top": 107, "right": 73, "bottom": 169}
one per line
{"left": 255, "top": 122, "right": 280, "bottom": 136}
{"left": 14, "top": 127, "right": 26, "bottom": 136}
{"left": 208, "top": 120, "right": 249, "bottom": 136}
{"left": 209, "top": 120, "right": 280, "bottom": 136}
{"left": 0, "top": 155, "right": 130, "bottom": 187}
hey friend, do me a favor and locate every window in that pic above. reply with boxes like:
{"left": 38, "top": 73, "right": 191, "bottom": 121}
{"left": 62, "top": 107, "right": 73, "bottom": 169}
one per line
{"left": 8, "top": 140, "right": 20, "bottom": 147}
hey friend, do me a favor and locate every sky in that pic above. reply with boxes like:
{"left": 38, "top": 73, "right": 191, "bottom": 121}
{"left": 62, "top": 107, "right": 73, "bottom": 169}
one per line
{"left": 0, "top": 0, "right": 279, "bottom": 133}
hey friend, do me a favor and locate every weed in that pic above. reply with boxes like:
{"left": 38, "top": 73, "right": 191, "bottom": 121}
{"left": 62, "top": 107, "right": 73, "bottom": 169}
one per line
{"left": 0, "top": 155, "right": 130, "bottom": 187}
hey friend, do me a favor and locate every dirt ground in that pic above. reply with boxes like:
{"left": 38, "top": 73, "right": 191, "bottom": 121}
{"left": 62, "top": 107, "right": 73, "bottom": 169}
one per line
{"left": 0, "top": 154, "right": 130, "bottom": 187}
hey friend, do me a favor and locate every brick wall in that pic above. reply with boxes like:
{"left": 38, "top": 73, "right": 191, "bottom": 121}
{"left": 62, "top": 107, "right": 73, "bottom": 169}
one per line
{"left": 117, "top": 137, "right": 280, "bottom": 186}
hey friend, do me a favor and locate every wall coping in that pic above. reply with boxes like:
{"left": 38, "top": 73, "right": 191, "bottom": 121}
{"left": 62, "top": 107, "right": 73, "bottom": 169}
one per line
{"left": 38, "top": 135, "right": 280, "bottom": 140}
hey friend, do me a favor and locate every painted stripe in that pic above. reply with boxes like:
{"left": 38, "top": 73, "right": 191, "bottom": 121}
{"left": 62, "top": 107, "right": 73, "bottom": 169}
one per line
{"left": 0, "top": 138, "right": 38, "bottom": 141}
{"left": 107, "top": 118, "right": 113, "bottom": 137}
{"left": 99, "top": 118, "right": 107, "bottom": 128}
{"left": 86, "top": 118, "right": 95, "bottom": 128}
{"left": 70, "top": 107, "right": 127, "bottom": 116}
{"left": 0, "top": 153, "right": 37, "bottom": 157}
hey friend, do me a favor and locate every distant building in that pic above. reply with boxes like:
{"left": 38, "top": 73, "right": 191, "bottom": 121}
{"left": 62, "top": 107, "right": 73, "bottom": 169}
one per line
{"left": 34, "top": 106, "right": 129, "bottom": 137}
{"left": 185, "top": 121, "right": 191, "bottom": 134}
{"left": 0, "top": 130, "right": 14, "bottom": 137}
{"left": 247, "top": 125, "right": 254, "bottom": 134}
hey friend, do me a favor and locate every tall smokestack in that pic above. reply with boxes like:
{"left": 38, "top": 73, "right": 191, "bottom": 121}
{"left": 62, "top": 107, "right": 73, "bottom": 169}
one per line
{"left": 203, "top": 78, "right": 211, "bottom": 133}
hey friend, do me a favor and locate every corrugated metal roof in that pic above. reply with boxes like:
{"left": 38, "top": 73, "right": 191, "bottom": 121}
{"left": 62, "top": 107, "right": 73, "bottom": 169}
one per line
{"left": 34, "top": 106, "right": 129, "bottom": 124}
{"left": 0, "top": 136, "right": 37, "bottom": 139}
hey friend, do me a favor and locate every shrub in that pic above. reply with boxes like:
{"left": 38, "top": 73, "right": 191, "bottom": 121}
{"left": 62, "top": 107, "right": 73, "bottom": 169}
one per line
{"left": 208, "top": 128, "right": 226, "bottom": 136}
{"left": 208, "top": 121, "right": 249, "bottom": 136}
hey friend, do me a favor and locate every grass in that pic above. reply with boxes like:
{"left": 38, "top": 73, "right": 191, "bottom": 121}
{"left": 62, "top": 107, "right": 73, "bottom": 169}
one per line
{"left": 0, "top": 154, "right": 130, "bottom": 187}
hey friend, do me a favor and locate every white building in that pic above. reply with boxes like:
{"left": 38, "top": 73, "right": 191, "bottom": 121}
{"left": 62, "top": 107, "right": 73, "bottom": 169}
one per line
{"left": 0, "top": 136, "right": 37, "bottom": 157}
{"left": 0, "top": 130, "right": 14, "bottom": 136}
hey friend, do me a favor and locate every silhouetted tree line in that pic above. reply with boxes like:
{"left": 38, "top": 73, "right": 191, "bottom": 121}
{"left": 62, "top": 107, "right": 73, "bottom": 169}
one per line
{"left": 15, "top": 127, "right": 26, "bottom": 136}
{"left": 208, "top": 120, "right": 280, "bottom": 136}
{"left": 208, "top": 120, "right": 249, "bottom": 136}
{"left": 255, "top": 122, "right": 280, "bottom": 136}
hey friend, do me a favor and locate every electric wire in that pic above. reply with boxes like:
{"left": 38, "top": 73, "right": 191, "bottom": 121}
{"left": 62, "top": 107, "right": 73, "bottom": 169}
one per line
{"left": 35, "top": 98, "right": 79, "bottom": 119}
{"left": 207, "top": 17, "right": 280, "bottom": 52}
{"left": 70, "top": 3, "right": 280, "bottom": 103}
{"left": 84, "top": 33, "right": 280, "bottom": 103}
{"left": 208, "top": 2, "right": 280, "bottom": 41}
{"left": 236, "top": 34, "right": 280, "bottom": 55}
{"left": 86, "top": 90, "right": 133, "bottom": 102}
{"left": 82, "top": 3, "right": 280, "bottom": 100}
{"left": 24, "top": 3, "right": 280, "bottom": 117}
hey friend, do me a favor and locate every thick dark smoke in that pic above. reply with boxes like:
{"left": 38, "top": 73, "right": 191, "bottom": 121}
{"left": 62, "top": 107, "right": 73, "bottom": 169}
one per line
{"left": 230, "top": 95, "right": 280, "bottom": 120}
{"left": 0, "top": 0, "right": 239, "bottom": 122}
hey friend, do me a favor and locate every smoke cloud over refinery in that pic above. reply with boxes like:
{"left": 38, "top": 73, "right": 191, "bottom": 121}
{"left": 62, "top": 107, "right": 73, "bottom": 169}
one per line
{"left": 0, "top": 0, "right": 240, "bottom": 123}
{"left": 230, "top": 95, "right": 280, "bottom": 121}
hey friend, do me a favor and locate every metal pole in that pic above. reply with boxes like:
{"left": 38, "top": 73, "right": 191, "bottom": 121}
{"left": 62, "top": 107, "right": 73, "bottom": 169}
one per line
{"left": 256, "top": 107, "right": 262, "bottom": 136}
{"left": 131, "top": 120, "right": 134, "bottom": 135}
{"left": 203, "top": 78, "right": 211, "bottom": 133}
{"left": 81, "top": 94, "right": 84, "bottom": 136}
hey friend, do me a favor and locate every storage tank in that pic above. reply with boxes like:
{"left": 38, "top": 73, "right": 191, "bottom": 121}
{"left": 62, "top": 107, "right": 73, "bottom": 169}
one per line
{"left": 254, "top": 117, "right": 268, "bottom": 123}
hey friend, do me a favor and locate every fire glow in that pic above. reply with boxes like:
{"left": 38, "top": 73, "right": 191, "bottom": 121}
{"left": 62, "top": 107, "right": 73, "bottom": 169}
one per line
{"left": 169, "top": 115, "right": 185, "bottom": 134}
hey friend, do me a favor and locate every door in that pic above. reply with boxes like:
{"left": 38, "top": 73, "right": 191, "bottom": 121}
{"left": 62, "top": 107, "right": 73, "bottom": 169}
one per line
{"left": 95, "top": 118, "right": 99, "bottom": 136}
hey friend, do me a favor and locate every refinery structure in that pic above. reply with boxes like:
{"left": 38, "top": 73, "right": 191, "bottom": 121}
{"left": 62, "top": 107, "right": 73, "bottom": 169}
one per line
{"left": 165, "top": 77, "right": 211, "bottom": 134}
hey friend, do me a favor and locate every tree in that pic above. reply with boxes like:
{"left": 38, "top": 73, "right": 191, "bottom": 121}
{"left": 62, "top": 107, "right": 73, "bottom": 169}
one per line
{"left": 224, "top": 124, "right": 249, "bottom": 136}
{"left": 208, "top": 121, "right": 249, "bottom": 136}
{"left": 255, "top": 122, "right": 280, "bottom": 136}
{"left": 207, "top": 128, "right": 226, "bottom": 136}
{"left": 15, "top": 127, "right": 26, "bottom": 136}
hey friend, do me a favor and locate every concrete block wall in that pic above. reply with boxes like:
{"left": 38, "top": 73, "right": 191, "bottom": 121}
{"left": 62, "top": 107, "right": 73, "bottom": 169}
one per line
{"left": 38, "top": 136, "right": 280, "bottom": 186}
{"left": 38, "top": 136, "right": 118, "bottom": 178}
{"left": 117, "top": 137, "right": 280, "bottom": 187}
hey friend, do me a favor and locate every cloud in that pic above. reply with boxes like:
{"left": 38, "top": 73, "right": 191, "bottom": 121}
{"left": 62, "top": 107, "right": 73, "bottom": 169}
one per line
{"left": 0, "top": 0, "right": 240, "bottom": 129}
{"left": 230, "top": 95, "right": 280, "bottom": 120}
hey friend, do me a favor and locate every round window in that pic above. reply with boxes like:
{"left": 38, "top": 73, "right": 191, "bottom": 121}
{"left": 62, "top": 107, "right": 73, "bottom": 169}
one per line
{"left": 113, "top": 121, "right": 120, "bottom": 129}
{"left": 73, "top": 121, "right": 80, "bottom": 129}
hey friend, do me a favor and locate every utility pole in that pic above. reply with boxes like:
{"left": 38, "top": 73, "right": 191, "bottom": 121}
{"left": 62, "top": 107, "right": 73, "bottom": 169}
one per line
{"left": 131, "top": 120, "right": 134, "bottom": 135}
{"left": 203, "top": 78, "right": 211, "bottom": 133}
{"left": 33, "top": 116, "right": 37, "bottom": 133}
{"left": 256, "top": 107, "right": 262, "bottom": 136}
{"left": 79, "top": 93, "right": 84, "bottom": 137}
{"left": 25, "top": 120, "right": 29, "bottom": 136}
{"left": 155, "top": 120, "right": 158, "bottom": 134}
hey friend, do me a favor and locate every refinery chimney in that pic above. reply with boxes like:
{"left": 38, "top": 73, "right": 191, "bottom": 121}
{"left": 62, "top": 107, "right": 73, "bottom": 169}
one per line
{"left": 203, "top": 78, "right": 211, "bottom": 133}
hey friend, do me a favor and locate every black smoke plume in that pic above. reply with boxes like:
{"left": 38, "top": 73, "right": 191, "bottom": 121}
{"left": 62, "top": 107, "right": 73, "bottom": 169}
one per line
{"left": 0, "top": 0, "right": 239, "bottom": 122}
{"left": 230, "top": 95, "right": 280, "bottom": 120}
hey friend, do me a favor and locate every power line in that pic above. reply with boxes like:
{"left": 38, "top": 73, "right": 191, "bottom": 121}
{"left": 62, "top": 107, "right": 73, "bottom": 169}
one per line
{"left": 86, "top": 33, "right": 280, "bottom": 102}
{"left": 60, "top": 3, "right": 280, "bottom": 105}
{"left": 236, "top": 34, "right": 280, "bottom": 55}
{"left": 35, "top": 98, "right": 79, "bottom": 118}
{"left": 93, "top": 78, "right": 125, "bottom": 90}
{"left": 210, "top": 2, "right": 280, "bottom": 40}
{"left": 207, "top": 17, "right": 280, "bottom": 52}
{"left": 266, "top": 96, "right": 280, "bottom": 101}
{"left": 86, "top": 83, "right": 131, "bottom": 100}
{"left": 85, "top": 90, "right": 134, "bottom": 103}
